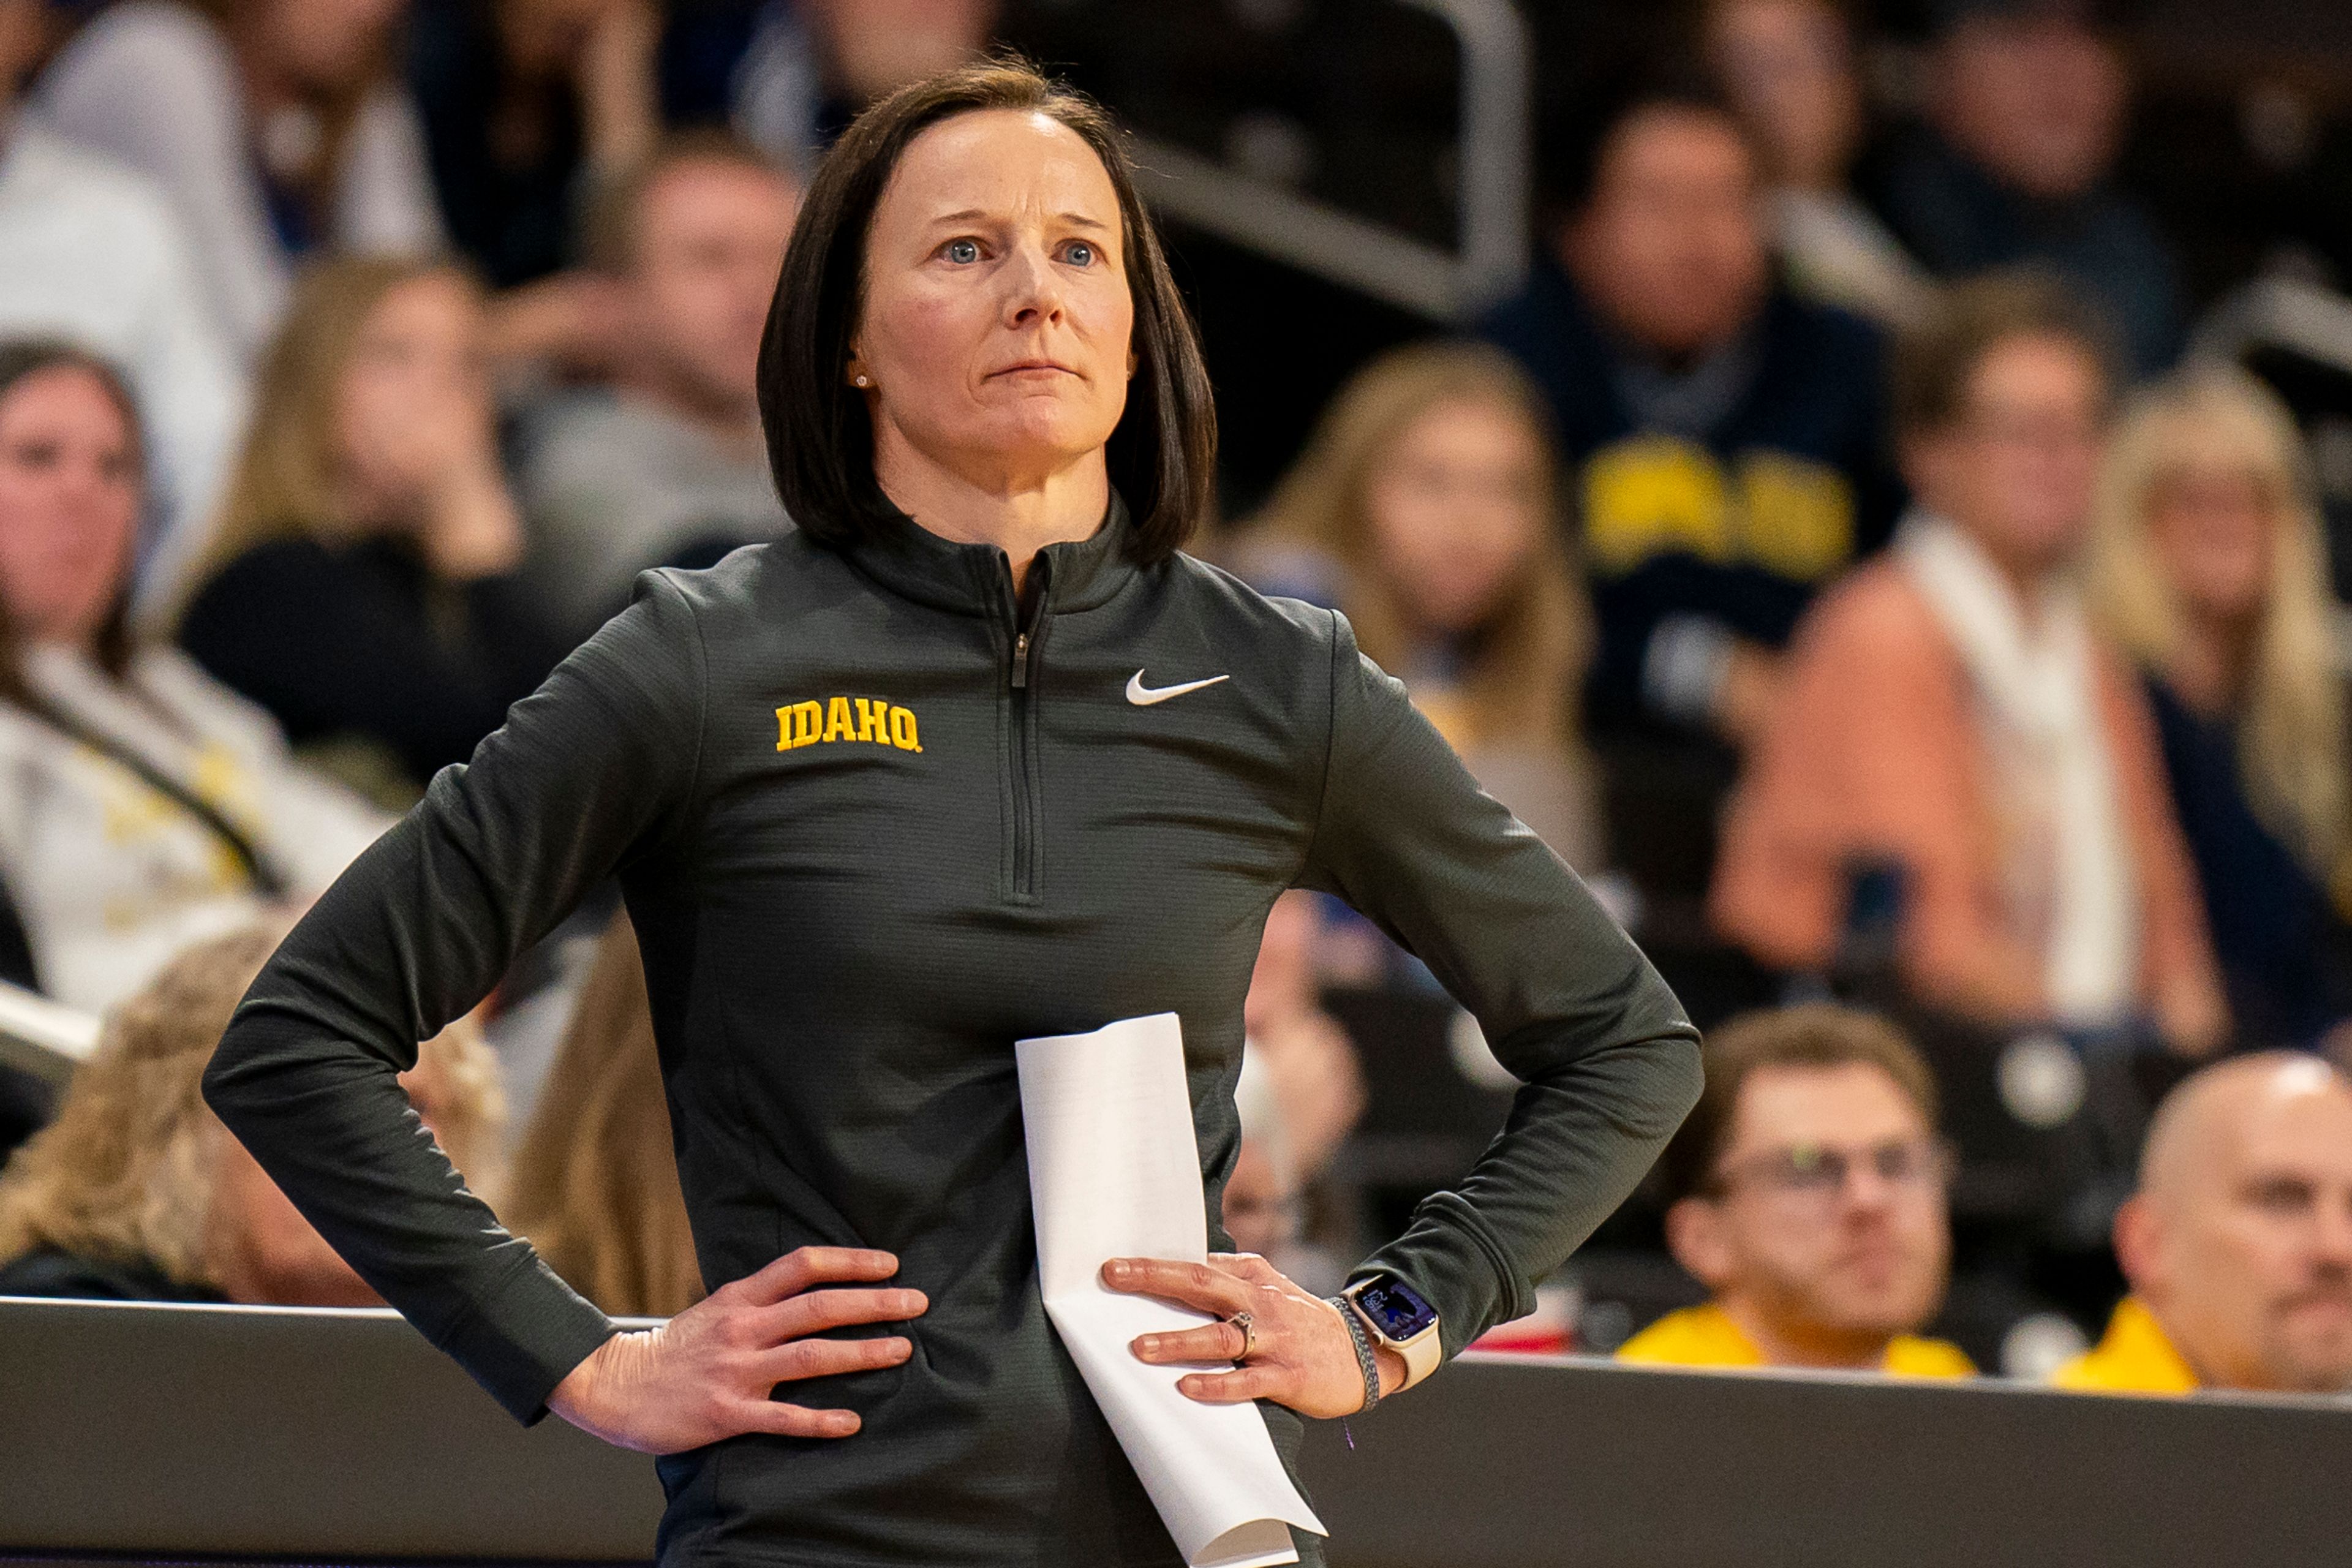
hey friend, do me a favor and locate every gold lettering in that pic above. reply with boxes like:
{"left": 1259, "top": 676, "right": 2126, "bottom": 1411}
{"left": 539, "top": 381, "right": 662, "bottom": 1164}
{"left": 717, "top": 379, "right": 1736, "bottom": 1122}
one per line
{"left": 776, "top": 707, "right": 793, "bottom": 750}
{"left": 823, "top": 696, "right": 854, "bottom": 743}
{"left": 1737, "top": 451, "right": 1853, "bottom": 582}
{"left": 889, "top": 706, "right": 921, "bottom": 752}
{"left": 854, "top": 697, "right": 890, "bottom": 743}
{"left": 790, "top": 700, "right": 821, "bottom": 748}
{"left": 1581, "top": 434, "right": 1732, "bottom": 574}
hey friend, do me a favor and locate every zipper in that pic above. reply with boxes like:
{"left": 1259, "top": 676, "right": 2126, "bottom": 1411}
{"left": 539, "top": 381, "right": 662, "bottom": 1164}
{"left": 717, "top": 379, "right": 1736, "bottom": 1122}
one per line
{"left": 1000, "top": 559, "right": 1046, "bottom": 902}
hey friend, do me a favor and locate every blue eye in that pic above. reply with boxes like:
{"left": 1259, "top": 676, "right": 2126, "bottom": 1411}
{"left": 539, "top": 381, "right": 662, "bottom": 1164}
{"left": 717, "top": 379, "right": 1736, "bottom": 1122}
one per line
{"left": 944, "top": 238, "right": 979, "bottom": 263}
{"left": 1065, "top": 241, "right": 1095, "bottom": 267}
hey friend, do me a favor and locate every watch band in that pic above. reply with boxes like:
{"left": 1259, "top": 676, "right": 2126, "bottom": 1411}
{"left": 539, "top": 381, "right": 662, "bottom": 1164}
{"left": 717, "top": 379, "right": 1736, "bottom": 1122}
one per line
{"left": 1394, "top": 1318, "right": 1442, "bottom": 1389}
{"left": 1341, "top": 1278, "right": 1444, "bottom": 1392}
{"left": 1327, "top": 1296, "right": 1381, "bottom": 1414}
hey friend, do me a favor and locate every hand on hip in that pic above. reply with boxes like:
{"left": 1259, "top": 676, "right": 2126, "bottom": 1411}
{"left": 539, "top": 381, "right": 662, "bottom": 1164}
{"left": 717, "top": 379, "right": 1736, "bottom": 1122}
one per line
{"left": 549, "top": 1246, "right": 926, "bottom": 1453}
{"left": 1102, "top": 1253, "right": 1404, "bottom": 1418}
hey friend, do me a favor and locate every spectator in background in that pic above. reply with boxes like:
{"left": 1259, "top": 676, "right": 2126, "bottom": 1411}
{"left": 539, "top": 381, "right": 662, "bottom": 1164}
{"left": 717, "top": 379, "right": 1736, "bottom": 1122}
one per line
{"left": 505, "top": 911, "right": 703, "bottom": 1319}
{"left": 514, "top": 132, "right": 796, "bottom": 643}
{"left": 2055, "top": 1054, "right": 2352, "bottom": 1395}
{"left": 407, "top": 0, "right": 659, "bottom": 372}
{"left": 1240, "top": 342, "right": 1603, "bottom": 870}
{"left": 37, "top": 0, "right": 443, "bottom": 362}
{"left": 1618, "top": 1004, "right": 1973, "bottom": 1376}
{"left": 731, "top": 0, "right": 1001, "bottom": 173}
{"left": 178, "top": 258, "right": 566, "bottom": 807}
{"left": 2088, "top": 369, "right": 2352, "bottom": 1050}
{"left": 0, "top": 0, "right": 247, "bottom": 614}
{"left": 1861, "top": 0, "right": 2181, "bottom": 377}
{"left": 409, "top": 0, "right": 656, "bottom": 287}
{"left": 0, "top": 342, "right": 385, "bottom": 1013}
{"left": 1224, "top": 1049, "right": 1303, "bottom": 1261}
{"left": 1713, "top": 274, "right": 2225, "bottom": 1052}
{"left": 1223, "top": 894, "right": 1359, "bottom": 1295}
{"left": 1240, "top": 891, "right": 1365, "bottom": 1183}
{"left": 1481, "top": 77, "right": 1898, "bottom": 891}
{"left": 0, "top": 924, "right": 501, "bottom": 1302}
{"left": 1703, "top": 0, "right": 1932, "bottom": 330}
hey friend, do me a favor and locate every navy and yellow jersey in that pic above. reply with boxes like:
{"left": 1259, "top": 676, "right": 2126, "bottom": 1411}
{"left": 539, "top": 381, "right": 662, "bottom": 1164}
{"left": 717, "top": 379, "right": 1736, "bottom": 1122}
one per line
{"left": 205, "top": 496, "right": 1702, "bottom": 1568}
{"left": 1480, "top": 265, "right": 1902, "bottom": 729}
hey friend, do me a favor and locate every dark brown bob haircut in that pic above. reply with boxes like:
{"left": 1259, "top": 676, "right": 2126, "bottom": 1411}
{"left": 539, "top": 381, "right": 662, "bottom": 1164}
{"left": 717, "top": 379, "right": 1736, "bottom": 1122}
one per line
{"left": 1653, "top": 1003, "right": 1938, "bottom": 1207}
{"left": 1891, "top": 268, "right": 2119, "bottom": 442}
{"left": 758, "top": 56, "right": 1216, "bottom": 562}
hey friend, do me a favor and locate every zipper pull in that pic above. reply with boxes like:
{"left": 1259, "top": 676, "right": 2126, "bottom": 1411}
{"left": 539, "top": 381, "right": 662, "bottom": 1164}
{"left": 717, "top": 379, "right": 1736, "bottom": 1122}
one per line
{"left": 1012, "top": 631, "right": 1030, "bottom": 688}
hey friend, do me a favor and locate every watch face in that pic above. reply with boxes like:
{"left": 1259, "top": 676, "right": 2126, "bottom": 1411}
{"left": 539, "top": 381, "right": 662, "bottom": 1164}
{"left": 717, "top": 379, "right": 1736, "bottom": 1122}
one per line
{"left": 1356, "top": 1277, "right": 1438, "bottom": 1341}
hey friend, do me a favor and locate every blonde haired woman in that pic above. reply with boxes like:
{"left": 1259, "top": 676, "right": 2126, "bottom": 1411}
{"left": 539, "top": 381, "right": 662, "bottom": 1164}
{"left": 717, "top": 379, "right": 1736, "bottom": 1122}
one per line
{"left": 2087, "top": 368, "right": 2352, "bottom": 1047}
{"left": 0, "top": 924, "right": 501, "bottom": 1302}
{"left": 1240, "top": 339, "right": 1604, "bottom": 872}
{"left": 177, "top": 256, "right": 564, "bottom": 805}
{"left": 505, "top": 912, "right": 704, "bottom": 1321}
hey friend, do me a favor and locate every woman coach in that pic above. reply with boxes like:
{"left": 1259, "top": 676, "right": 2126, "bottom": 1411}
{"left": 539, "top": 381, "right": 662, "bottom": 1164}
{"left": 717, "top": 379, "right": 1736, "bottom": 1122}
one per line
{"left": 203, "top": 60, "right": 1702, "bottom": 1568}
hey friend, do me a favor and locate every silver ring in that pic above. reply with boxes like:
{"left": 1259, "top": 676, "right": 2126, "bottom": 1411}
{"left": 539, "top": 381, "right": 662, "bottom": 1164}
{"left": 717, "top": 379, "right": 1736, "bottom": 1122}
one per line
{"left": 1227, "top": 1310, "right": 1256, "bottom": 1362}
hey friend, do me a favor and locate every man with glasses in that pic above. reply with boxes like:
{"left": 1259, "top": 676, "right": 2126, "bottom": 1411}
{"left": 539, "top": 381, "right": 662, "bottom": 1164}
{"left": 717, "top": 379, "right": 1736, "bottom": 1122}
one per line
{"left": 2054, "top": 1054, "right": 2352, "bottom": 1395}
{"left": 1618, "top": 1004, "right": 1972, "bottom": 1375}
{"left": 1711, "top": 271, "right": 2223, "bottom": 1053}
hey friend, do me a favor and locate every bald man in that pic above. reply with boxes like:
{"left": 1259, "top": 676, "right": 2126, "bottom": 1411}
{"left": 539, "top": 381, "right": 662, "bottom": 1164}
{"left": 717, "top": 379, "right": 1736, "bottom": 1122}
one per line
{"left": 2054, "top": 1054, "right": 2352, "bottom": 1395}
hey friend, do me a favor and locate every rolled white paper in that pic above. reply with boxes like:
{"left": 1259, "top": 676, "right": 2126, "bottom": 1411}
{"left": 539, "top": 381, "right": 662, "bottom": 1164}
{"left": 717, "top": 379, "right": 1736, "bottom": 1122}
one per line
{"left": 1017, "top": 1012, "right": 1327, "bottom": 1568}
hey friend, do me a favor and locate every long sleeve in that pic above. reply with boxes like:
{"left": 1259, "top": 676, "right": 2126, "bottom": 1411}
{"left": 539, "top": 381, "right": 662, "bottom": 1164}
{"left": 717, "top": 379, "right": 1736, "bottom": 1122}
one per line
{"left": 37, "top": 4, "right": 289, "bottom": 355}
{"left": 1298, "top": 613, "right": 1702, "bottom": 1357}
{"left": 179, "top": 541, "right": 565, "bottom": 786}
{"left": 202, "top": 573, "right": 709, "bottom": 1422}
{"left": 116, "top": 197, "right": 249, "bottom": 615}
{"left": 2097, "top": 660, "right": 2226, "bottom": 1046}
{"left": 1711, "top": 567, "right": 2049, "bottom": 1019}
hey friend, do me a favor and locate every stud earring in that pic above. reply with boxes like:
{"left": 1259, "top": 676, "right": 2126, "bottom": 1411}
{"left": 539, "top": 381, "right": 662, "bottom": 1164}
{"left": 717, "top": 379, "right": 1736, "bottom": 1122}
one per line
{"left": 854, "top": 373, "right": 871, "bottom": 388}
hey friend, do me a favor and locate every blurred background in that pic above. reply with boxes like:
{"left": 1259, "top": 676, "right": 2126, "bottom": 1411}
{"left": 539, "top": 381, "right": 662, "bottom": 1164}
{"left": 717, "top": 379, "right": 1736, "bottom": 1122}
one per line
{"left": 4, "top": 0, "right": 2352, "bottom": 1395}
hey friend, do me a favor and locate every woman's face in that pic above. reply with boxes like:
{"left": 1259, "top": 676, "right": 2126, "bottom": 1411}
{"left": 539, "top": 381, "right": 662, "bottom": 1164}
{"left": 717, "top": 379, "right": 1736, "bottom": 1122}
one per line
{"left": 2148, "top": 464, "right": 2278, "bottom": 629}
{"left": 0, "top": 365, "right": 139, "bottom": 648}
{"left": 1363, "top": 397, "right": 1549, "bottom": 637}
{"left": 335, "top": 273, "right": 493, "bottom": 527}
{"left": 851, "top": 108, "right": 1134, "bottom": 498}
{"left": 202, "top": 1057, "right": 460, "bottom": 1308}
{"left": 205, "top": 1125, "right": 380, "bottom": 1307}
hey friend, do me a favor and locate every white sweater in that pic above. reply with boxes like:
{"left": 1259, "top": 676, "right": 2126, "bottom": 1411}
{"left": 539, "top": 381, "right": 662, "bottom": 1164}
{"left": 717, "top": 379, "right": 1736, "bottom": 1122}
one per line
{"left": 0, "top": 116, "right": 249, "bottom": 614}
{"left": 0, "top": 645, "right": 390, "bottom": 1014}
{"left": 34, "top": 1, "right": 444, "bottom": 360}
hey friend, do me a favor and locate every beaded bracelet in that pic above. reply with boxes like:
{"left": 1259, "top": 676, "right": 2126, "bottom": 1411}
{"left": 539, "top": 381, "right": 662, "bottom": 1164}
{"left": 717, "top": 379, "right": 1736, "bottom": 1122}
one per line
{"left": 1327, "top": 1295, "right": 1381, "bottom": 1415}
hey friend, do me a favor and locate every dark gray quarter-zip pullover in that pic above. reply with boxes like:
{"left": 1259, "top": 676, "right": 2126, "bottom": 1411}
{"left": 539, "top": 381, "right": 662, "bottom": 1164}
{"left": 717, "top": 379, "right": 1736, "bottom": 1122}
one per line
{"left": 204, "top": 498, "right": 1702, "bottom": 1568}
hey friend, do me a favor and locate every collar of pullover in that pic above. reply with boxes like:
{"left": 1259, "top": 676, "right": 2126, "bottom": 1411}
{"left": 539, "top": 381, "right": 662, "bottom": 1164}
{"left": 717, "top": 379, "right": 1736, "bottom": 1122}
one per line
{"left": 839, "top": 490, "right": 1139, "bottom": 620}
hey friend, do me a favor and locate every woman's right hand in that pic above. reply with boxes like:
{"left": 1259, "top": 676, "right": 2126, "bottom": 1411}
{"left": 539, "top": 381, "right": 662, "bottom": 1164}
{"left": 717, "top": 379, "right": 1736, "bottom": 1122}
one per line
{"left": 548, "top": 1247, "right": 926, "bottom": 1454}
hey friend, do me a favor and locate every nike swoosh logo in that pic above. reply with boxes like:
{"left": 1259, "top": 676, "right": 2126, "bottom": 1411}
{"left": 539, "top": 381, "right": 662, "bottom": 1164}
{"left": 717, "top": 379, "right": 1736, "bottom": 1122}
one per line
{"left": 1126, "top": 670, "right": 1231, "bottom": 706}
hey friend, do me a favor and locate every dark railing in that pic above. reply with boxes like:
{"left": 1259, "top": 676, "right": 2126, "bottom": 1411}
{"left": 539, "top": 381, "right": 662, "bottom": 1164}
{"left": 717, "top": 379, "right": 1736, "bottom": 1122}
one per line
{"left": 1002, "top": 0, "right": 1529, "bottom": 320}
{"left": 5, "top": 1296, "right": 2348, "bottom": 1566}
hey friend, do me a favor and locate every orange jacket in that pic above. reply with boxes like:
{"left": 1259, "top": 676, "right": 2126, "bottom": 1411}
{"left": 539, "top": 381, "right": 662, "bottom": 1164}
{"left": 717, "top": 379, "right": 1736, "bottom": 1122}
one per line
{"left": 1711, "top": 559, "right": 2223, "bottom": 1037}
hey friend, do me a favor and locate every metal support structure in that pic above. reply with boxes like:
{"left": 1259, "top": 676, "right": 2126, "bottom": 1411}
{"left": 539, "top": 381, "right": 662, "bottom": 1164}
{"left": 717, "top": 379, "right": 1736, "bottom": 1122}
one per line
{"left": 2188, "top": 273, "right": 2352, "bottom": 374}
{"left": 0, "top": 981, "right": 97, "bottom": 1087}
{"left": 1128, "top": 0, "right": 1529, "bottom": 320}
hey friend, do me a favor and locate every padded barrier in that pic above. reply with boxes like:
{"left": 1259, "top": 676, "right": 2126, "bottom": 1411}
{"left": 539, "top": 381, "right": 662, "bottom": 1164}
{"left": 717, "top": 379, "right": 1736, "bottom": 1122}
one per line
{"left": 2, "top": 1295, "right": 2347, "bottom": 1566}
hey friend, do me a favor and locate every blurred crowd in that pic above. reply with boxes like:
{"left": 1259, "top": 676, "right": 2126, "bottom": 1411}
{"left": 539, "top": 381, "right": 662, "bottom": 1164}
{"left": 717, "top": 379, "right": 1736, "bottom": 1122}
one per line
{"left": 0, "top": 0, "right": 2349, "bottom": 1407}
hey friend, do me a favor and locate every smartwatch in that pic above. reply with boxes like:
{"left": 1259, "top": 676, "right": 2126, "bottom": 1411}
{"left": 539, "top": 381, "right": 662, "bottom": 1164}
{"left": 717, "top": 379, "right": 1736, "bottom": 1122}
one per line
{"left": 1343, "top": 1275, "right": 1442, "bottom": 1390}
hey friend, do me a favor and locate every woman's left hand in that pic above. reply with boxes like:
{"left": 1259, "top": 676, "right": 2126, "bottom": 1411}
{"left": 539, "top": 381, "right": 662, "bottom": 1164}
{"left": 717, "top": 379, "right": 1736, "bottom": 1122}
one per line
{"left": 1101, "top": 1254, "right": 1405, "bottom": 1418}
